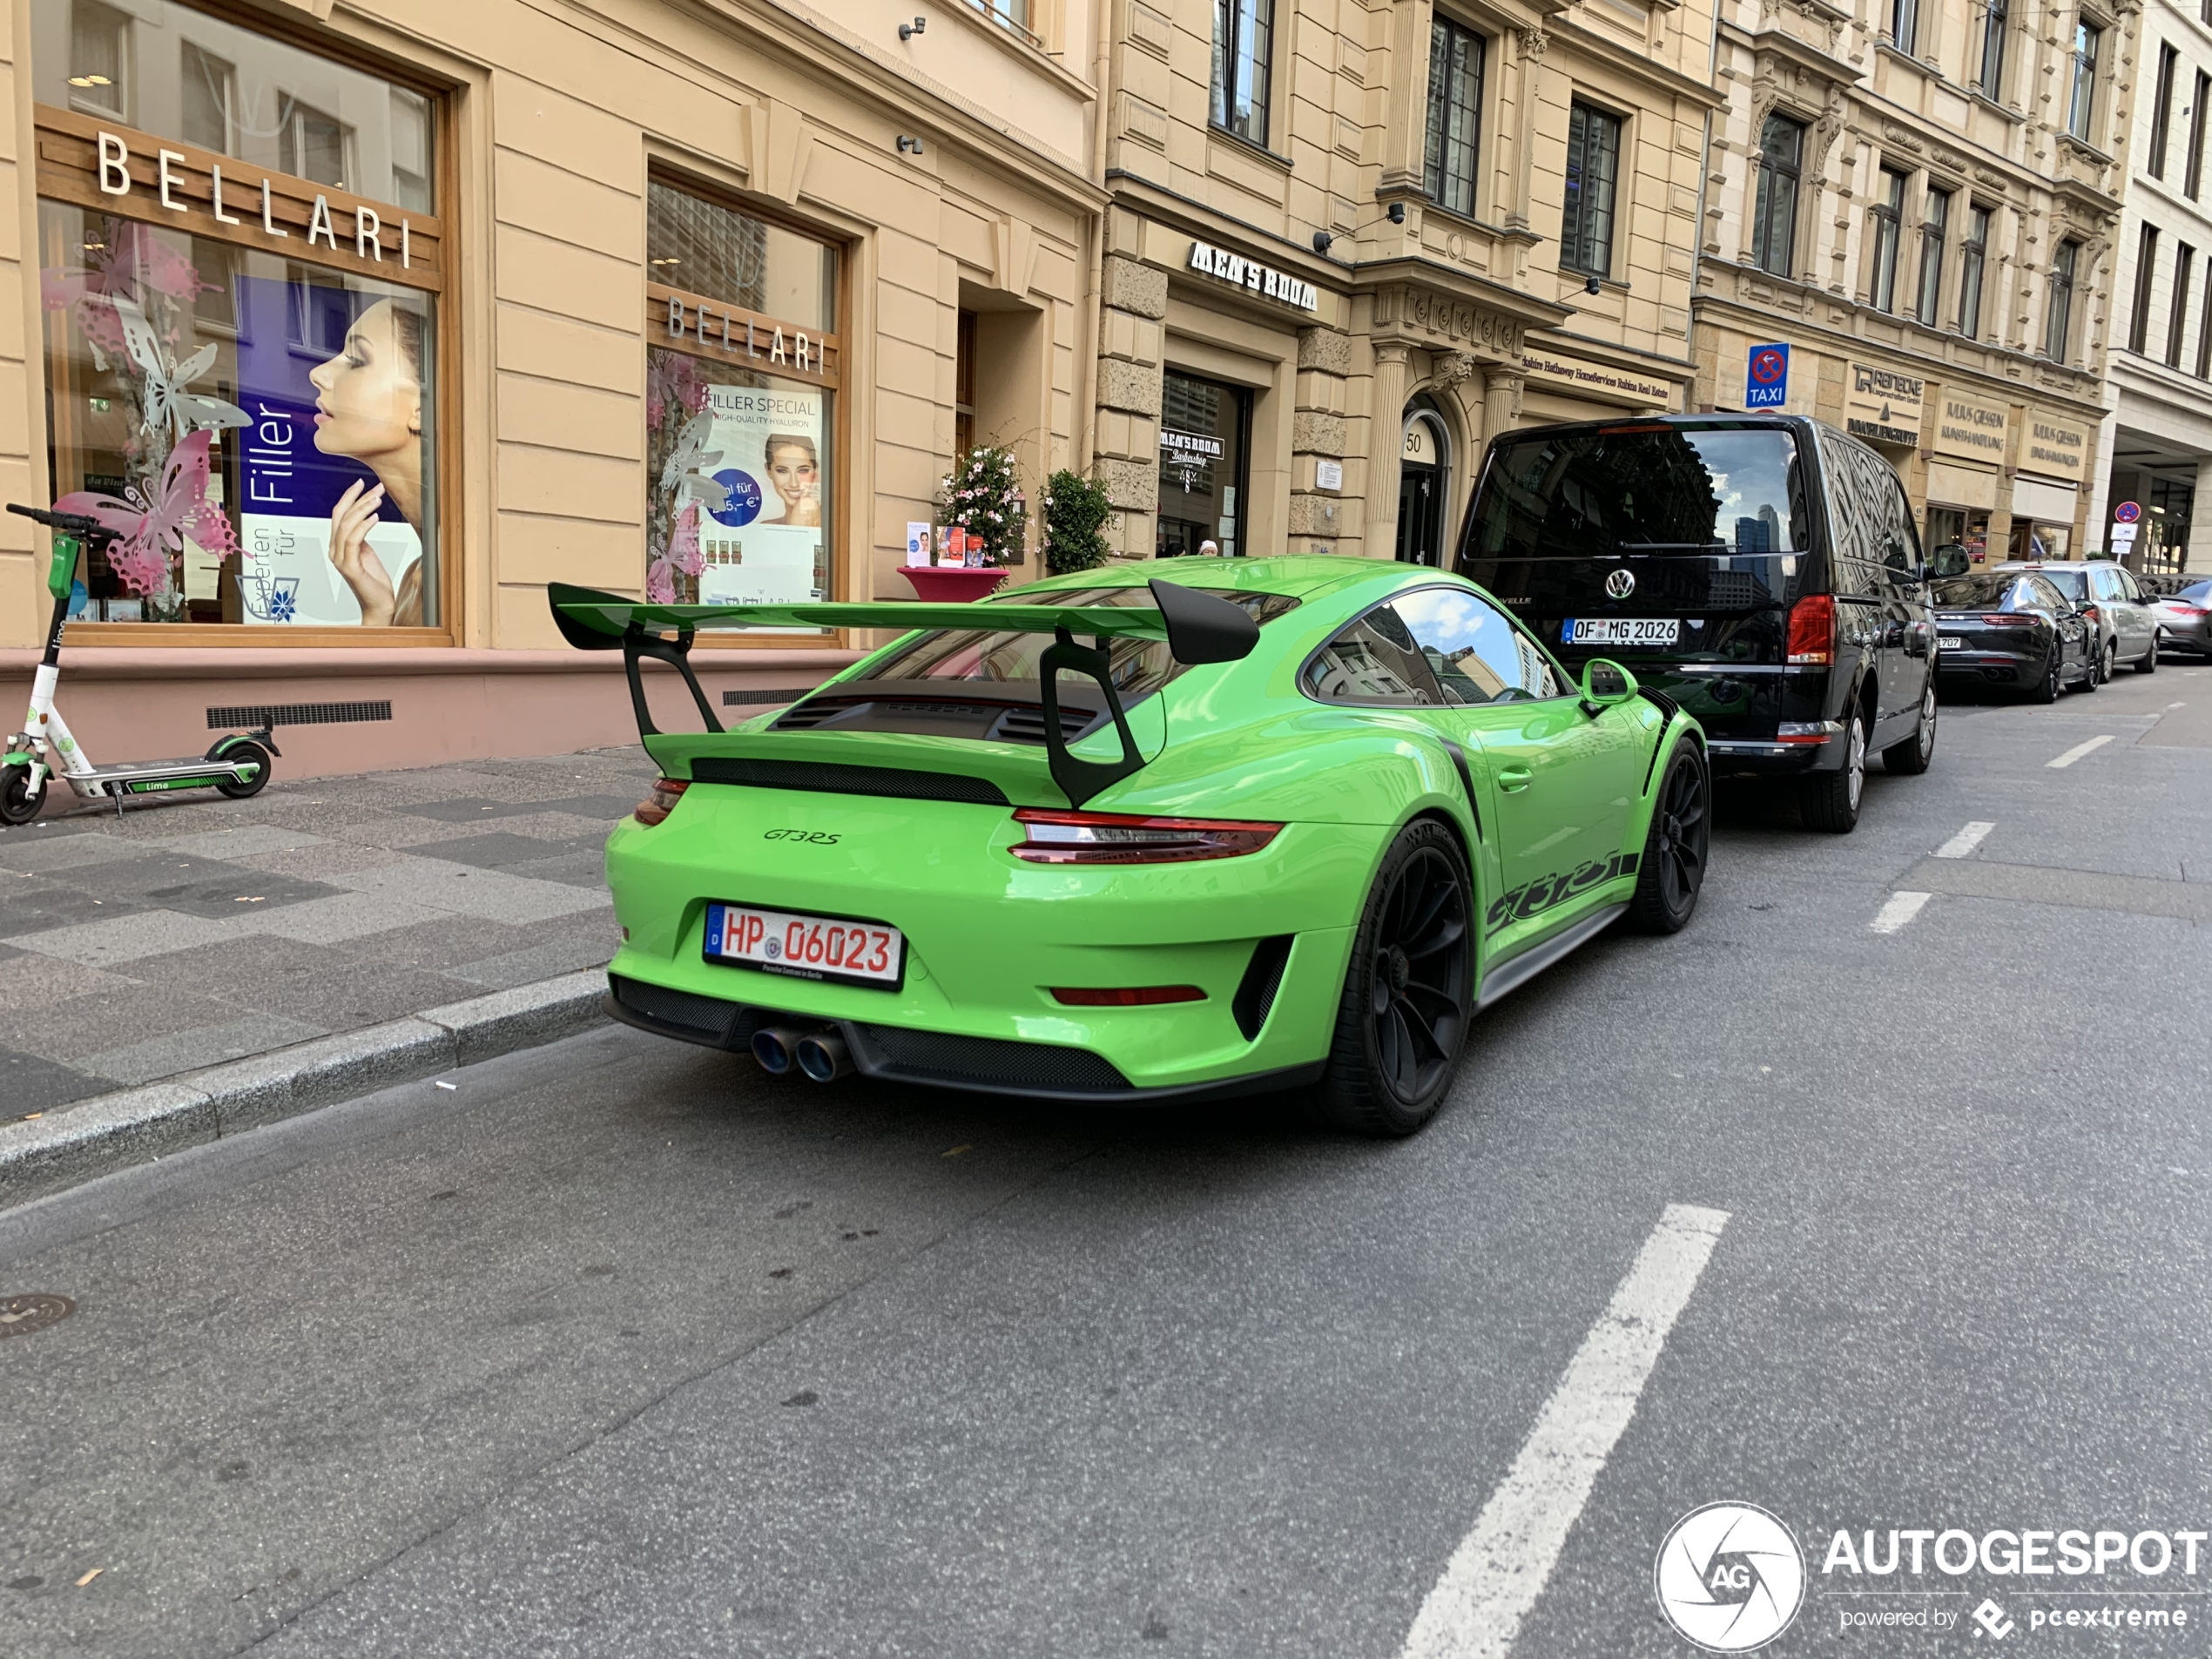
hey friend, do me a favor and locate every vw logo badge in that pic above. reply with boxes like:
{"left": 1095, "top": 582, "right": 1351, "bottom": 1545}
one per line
{"left": 1605, "top": 568, "right": 1637, "bottom": 600}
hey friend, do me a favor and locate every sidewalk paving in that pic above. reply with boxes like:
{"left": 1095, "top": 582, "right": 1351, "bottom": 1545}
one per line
{"left": 1, "top": 746, "right": 651, "bottom": 1115}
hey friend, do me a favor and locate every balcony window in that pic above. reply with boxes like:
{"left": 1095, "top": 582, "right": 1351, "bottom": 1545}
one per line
{"left": 2129, "top": 223, "right": 2159, "bottom": 354}
{"left": 1751, "top": 115, "right": 1803, "bottom": 277}
{"left": 1424, "top": 17, "right": 1486, "bottom": 218}
{"left": 1975, "top": 0, "right": 2007, "bottom": 99}
{"left": 1561, "top": 101, "right": 1622, "bottom": 279}
{"left": 2150, "top": 44, "right": 2178, "bottom": 178}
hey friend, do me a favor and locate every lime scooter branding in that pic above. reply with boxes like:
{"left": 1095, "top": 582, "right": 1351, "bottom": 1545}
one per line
{"left": 0, "top": 503, "right": 277, "bottom": 825}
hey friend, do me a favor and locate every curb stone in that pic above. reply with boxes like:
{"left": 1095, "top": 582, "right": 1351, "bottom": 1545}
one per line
{"left": 0, "top": 970, "right": 608, "bottom": 1211}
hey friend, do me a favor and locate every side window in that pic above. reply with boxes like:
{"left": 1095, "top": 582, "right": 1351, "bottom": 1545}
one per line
{"left": 2026, "top": 577, "right": 2067, "bottom": 610}
{"left": 1819, "top": 432, "right": 1883, "bottom": 596}
{"left": 1394, "top": 585, "right": 1568, "bottom": 703}
{"left": 2091, "top": 566, "right": 2121, "bottom": 601}
{"left": 1879, "top": 477, "right": 1920, "bottom": 581}
{"left": 1303, "top": 604, "right": 1446, "bottom": 705}
{"left": 2118, "top": 569, "right": 2145, "bottom": 602}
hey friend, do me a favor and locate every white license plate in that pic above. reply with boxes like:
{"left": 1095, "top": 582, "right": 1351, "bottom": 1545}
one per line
{"left": 705, "top": 902, "right": 905, "bottom": 989}
{"left": 1564, "top": 617, "right": 1680, "bottom": 647}
{"left": 1939, "top": 637, "right": 1966, "bottom": 651}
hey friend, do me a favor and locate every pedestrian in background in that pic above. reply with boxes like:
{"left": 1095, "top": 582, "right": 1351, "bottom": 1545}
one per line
{"left": 1198, "top": 538, "right": 1221, "bottom": 557}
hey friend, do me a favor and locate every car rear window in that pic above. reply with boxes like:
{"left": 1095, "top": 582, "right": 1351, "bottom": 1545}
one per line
{"left": 1931, "top": 574, "right": 2015, "bottom": 608}
{"left": 863, "top": 585, "right": 1299, "bottom": 700}
{"left": 2180, "top": 580, "right": 2212, "bottom": 603}
{"left": 2030, "top": 568, "right": 2087, "bottom": 599}
{"left": 1466, "top": 424, "right": 1808, "bottom": 561}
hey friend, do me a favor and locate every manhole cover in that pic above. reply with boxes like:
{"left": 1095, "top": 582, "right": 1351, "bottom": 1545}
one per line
{"left": 0, "top": 1295, "right": 75, "bottom": 1338}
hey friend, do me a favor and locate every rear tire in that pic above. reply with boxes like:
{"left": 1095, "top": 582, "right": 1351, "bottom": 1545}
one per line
{"left": 210, "top": 738, "right": 273, "bottom": 799}
{"left": 1882, "top": 678, "right": 1938, "bottom": 774}
{"left": 1629, "top": 738, "right": 1708, "bottom": 934}
{"left": 2134, "top": 638, "right": 2159, "bottom": 674}
{"left": 1312, "top": 819, "right": 1473, "bottom": 1138}
{"left": 2029, "top": 645, "right": 2061, "bottom": 705}
{"left": 1798, "top": 707, "right": 1867, "bottom": 834}
{"left": 0, "top": 763, "right": 44, "bottom": 826}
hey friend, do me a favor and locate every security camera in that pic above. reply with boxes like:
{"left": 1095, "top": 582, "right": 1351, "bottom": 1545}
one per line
{"left": 1584, "top": 275, "right": 1602, "bottom": 295}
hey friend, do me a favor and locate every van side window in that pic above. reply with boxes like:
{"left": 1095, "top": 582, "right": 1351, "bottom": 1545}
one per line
{"left": 1303, "top": 604, "right": 1447, "bottom": 705}
{"left": 1820, "top": 433, "right": 1889, "bottom": 597}
{"left": 1879, "top": 475, "right": 1921, "bottom": 583}
{"left": 1394, "top": 585, "right": 1569, "bottom": 703}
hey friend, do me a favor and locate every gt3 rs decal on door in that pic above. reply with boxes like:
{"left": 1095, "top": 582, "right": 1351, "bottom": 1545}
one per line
{"left": 1485, "top": 853, "right": 1642, "bottom": 934}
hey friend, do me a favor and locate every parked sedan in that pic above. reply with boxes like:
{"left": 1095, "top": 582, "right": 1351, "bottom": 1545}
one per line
{"left": 2149, "top": 577, "right": 2212, "bottom": 658}
{"left": 1995, "top": 560, "right": 2160, "bottom": 679}
{"left": 1932, "top": 571, "right": 2095, "bottom": 702}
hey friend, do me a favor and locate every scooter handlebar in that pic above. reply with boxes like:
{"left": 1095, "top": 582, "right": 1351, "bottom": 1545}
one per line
{"left": 8, "top": 502, "right": 118, "bottom": 547}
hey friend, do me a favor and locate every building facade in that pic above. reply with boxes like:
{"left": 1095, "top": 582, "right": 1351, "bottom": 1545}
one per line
{"left": 1, "top": 0, "right": 1102, "bottom": 772}
{"left": 1091, "top": 0, "right": 1721, "bottom": 569}
{"left": 2082, "top": 6, "right": 2212, "bottom": 572}
{"left": 1691, "top": 0, "right": 2128, "bottom": 570}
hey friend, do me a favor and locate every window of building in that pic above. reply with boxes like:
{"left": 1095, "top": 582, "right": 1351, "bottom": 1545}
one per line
{"left": 31, "top": 0, "right": 444, "bottom": 632}
{"left": 1157, "top": 370, "right": 1251, "bottom": 558}
{"left": 1561, "top": 101, "right": 1622, "bottom": 278}
{"left": 2191, "top": 72, "right": 2212, "bottom": 200}
{"left": 2067, "top": 22, "right": 2101, "bottom": 143}
{"left": 1424, "top": 17, "right": 1485, "bottom": 219}
{"left": 2199, "top": 278, "right": 2212, "bottom": 377}
{"left": 1210, "top": 0, "right": 1276, "bottom": 146}
{"left": 1958, "top": 203, "right": 1991, "bottom": 337}
{"left": 2169, "top": 244, "right": 2196, "bottom": 369}
{"left": 644, "top": 179, "right": 838, "bottom": 611}
{"left": 2047, "top": 238, "right": 2081, "bottom": 361}
{"left": 1915, "top": 185, "right": 1951, "bottom": 327}
{"left": 954, "top": 309, "right": 976, "bottom": 462}
{"left": 1868, "top": 167, "right": 1906, "bottom": 314}
{"left": 1975, "top": 0, "right": 2007, "bottom": 98}
{"left": 2129, "top": 224, "right": 2159, "bottom": 354}
{"left": 1751, "top": 115, "right": 1803, "bottom": 277}
{"left": 1889, "top": 0, "right": 1919, "bottom": 54}
{"left": 2150, "top": 43, "right": 2179, "bottom": 178}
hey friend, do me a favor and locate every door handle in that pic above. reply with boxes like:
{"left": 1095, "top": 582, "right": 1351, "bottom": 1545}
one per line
{"left": 1498, "top": 765, "right": 1534, "bottom": 792}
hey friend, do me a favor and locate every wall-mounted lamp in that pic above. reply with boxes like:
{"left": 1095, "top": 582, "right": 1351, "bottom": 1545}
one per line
{"left": 1583, "top": 274, "right": 1602, "bottom": 295}
{"left": 899, "top": 16, "right": 926, "bottom": 39}
{"left": 1386, "top": 202, "right": 1406, "bottom": 225}
{"left": 1312, "top": 230, "right": 1334, "bottom": 254}
{"left": 896, "top": 134, "right": 926, "bottom": 154}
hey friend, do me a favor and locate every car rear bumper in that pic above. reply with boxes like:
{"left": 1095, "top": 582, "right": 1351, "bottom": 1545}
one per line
{"left": 1705, "top": 720, "right": 1847, "bottom": 776}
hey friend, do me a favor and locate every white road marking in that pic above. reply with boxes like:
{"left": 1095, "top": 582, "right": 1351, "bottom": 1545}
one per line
{"left": 1870, "top": 892, "right": 1932, "bottom": 934}
{"left": 2047, "top": 735, "right": 2113, "bottom": 770}
{"left": 2169, "top": 702, "right": 2188, "bottom": 710}
{"left": 1398, "top": 1204, "right": 1730, "bottom": 1659}
{"left": 1934, "top": 821, "right": 1994, "bottom": 860}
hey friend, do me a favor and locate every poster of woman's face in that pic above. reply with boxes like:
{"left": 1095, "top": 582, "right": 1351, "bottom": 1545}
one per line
{"left": 689, "top": 382, "right": 827, "bottom": 607}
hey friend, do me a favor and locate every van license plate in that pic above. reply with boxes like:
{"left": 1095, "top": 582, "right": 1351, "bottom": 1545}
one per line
{"left": 1563, "top": 617, "right": 1680, "bottom": 646}
{"left": 705, "top": 902, "right": 905, "bottom": 989}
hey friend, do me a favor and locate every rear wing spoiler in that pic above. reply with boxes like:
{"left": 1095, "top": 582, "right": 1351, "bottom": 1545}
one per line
{"left": 546, "top": 578, "right": 1258, "bottom": 807}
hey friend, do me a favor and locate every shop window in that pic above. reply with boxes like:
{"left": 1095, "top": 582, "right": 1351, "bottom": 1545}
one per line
{"left": 1925, "top": 506, "right": 1987, "bottom": 572}
{"left": 1424, "top": 17, "right": 1485, "bottom": 219}
{"left": 2128, "top": 225, "right": 2158, "bottom": 354}
{"left": 2189, "top": 71, "right": 2210, "bottom": 199}
{"left": 30, "top": 0, "right": 446, "bottom": 631}
{"left": 1866, "top": 168, "right": 1905, "bottom": 314}
{"left": 2150, "top": 43, "right": 2179, "bottom": 178}
{"left": 2047, "top": 239, "right": 2080, "bottom": 361}
{"left": 1914, "top": 185, "right": 1950, "bottom": 327}
{"left": 644, "top": 178, "right": 838, "bottom": 611}
{"left": 1975, "top": 0, "right": 2007, "bottom": 99}
{"left": 1957, "top": 204, "right": 1990, "bottom": 337}
{"left": 954, "top": 309, "right": 976, "bottom": 461}
{"left": 1157, "top": 370, "right": 1250, "bottom": 558}
{"left": 2067, "top": 21, "right": 2101, "bottom": 143}
{"left": 1211, "top": 0, "right": 1276, "bottom": 146}
{"left": 2169, "top": 244, "right": 2196, "bottom": 369}
{"left": 1560, "top": 102, "right": 1622, "bottom": 278}
{"left": 1750, "top": 115, "right": 1802, "bottom": 277}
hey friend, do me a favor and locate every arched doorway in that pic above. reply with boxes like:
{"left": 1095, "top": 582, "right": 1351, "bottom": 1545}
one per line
{"left": 1396, "top": 399, "right": 1451, "bottom": 565}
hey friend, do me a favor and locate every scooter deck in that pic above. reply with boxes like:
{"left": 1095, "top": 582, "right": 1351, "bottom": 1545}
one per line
{"left": 60, "top": 756, "right": 260, "bottom": 796}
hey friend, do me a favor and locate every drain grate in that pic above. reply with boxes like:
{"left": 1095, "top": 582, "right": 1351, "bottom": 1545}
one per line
{"left": 0, "top": 1294, "right": 75, "bottom": 1337}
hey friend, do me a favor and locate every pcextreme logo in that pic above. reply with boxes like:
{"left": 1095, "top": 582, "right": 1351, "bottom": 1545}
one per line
{"left": 1656, "top": 1503, "right": 1807, "bottom": 1652}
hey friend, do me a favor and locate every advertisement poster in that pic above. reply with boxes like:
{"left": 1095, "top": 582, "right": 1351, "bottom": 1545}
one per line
{"left": 690, "top": 382, "right": 827, "bottom": 605}
{"left": 233, "top": 275, "right": 424, "bottom": 626}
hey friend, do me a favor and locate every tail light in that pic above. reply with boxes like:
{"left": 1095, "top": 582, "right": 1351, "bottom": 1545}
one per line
{"left": 633, "top": 777, "right": 689, "bottom": 826}
{"left": 2175, "top": 604, "right": 2209, "bottom": 617}
{"left": 1050, "top": 986, "right": 1206, "bottom": 1007}
{"left": 1979, "top": 614, "right": 2038, "bottom": 628}
{"left": 1785, "top": 594, "right": 1834, "bottom": 664}
{"left": 2080, "top": 604, "right": 2101, "bottom": 624}
{"left": 1010, "top": 808, "right": 1282, "bottom": 865}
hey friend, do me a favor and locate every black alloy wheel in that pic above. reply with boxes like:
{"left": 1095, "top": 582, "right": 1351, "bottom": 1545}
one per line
{"left": 0, "top": 763, "right": 44, "bottom": 826}
{"left": 1629, "top": 739, "right": 1708, "bottom": 933}
{"left": 2074, "top": 629, "right": 2099, "bottom": 691}
{"left": 1314, "top": 819, "right": 1474, "bottom": 1137}
{"left": 2032, "top": 641, "right": 2062, "bottom": 704}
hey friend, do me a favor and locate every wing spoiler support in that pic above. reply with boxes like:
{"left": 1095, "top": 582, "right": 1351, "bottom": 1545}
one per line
{"left": 547, "top": 578, "right": 1258, "bottom": 806}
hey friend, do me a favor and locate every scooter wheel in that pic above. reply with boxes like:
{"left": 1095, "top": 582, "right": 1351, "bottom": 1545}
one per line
{"left": 210, "top": 738, "right": 273, "bottom": 799}
{"left": 1, "top": 762, "right": 46, "bottom": 826}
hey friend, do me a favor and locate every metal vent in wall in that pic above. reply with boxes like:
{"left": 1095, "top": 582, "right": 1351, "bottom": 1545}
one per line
{"left": 205, "top": 701, "right": 395, "bottom": 730}
{"left": 723, "top": 688, "right": 814, "bottom": 706}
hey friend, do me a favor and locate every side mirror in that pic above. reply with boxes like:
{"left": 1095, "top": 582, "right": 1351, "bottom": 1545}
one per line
{"left": 1580, "top": 658, "right": 1638, "bottom": 713}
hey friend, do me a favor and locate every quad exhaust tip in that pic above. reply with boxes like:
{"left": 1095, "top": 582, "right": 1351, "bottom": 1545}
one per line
{"left": 752, "top": 1025, "right": 853, "bottom": 1082}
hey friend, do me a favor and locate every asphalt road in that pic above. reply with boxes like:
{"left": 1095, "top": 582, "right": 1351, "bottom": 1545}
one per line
{"left": 4, "top": 659, "right": 2209, "bottom": 1659}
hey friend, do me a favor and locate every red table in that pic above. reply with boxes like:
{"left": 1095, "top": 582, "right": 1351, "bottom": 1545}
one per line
{"left": 899, "top": 564, "right": 1008, "bottom": 603}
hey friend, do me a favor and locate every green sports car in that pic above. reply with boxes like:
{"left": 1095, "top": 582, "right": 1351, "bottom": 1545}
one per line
{"left": 550, "top": 556, "right": 1708, "bottom": 1136}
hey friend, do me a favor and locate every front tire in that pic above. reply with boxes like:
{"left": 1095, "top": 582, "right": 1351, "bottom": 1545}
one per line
{"left": 1799, "top": 706, "right": 1867, "bottom": 833}
{"left": 0, "top": 763, "right": 45, "bottom": 826}
{"left": 1883, "top": 678, "right": 1938, "bottom": 774}
{"left": 210, "top": 738, "right": 273, "bottom": 799}
{"left": 2134, "top": 637, "right": 2159, "bottom": 674}
{"left": 1312, "top": 819, "right": 1474, "bottom": 1138}
{"left": 1629, "top": 738, "right": 1708, "bottom": 934}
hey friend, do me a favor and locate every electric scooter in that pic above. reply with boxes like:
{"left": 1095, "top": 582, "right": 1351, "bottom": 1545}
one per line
{"left": 2, "top": 502, "right": 275, "bottom": 825}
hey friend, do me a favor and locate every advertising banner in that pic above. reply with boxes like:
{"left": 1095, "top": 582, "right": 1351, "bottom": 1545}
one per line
{"left": 691, "top": 381, "right": 828, "bottom": 605}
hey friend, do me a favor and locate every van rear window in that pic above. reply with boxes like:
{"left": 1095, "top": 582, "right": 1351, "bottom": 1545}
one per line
{"left": 1467, "top": 426, "right": 1807, "bottom": 562}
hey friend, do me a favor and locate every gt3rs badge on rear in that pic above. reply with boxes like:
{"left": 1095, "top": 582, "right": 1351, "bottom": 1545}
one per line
{"left": 764, "top": 829, "right": 840, "bottom": 845}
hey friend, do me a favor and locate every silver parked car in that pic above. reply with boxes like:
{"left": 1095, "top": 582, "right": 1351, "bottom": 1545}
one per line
{"left": 1993, "top": 560, "right": 2161, "bottom": 679}
{"left": 2149, "top": 577, "right": 2212, "bottom": 657}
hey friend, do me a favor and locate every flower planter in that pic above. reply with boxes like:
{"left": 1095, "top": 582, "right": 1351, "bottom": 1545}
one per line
{"left": 899, "top": 565, "right": 1008, "bottom": 603}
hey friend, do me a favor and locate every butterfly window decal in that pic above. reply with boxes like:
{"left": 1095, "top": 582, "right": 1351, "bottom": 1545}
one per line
{"left": 55, "top": 429, "right": 239, "bottom": 597}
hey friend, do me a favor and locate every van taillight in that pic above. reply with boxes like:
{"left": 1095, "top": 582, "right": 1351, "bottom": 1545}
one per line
{"left": 634, "top": 778, "right": 688, "bottom": 826}
{"left": 1785, "top": 594, "right": 1835, "bottom": 665}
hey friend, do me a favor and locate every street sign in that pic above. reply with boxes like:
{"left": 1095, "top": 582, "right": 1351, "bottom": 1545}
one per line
{"left": 2114, "top": 500, "right": 2142, "bottom": 523}
{"left": 2110, "top": 522, "right": 2139, "bottom": 548}
{"left": 1746, "top": 343, "right": 1790, "bottom": 409}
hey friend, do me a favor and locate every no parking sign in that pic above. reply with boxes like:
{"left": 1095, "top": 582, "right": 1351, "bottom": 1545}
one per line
{"left": 1746, "top": 343, "right": 1790, "bottom": 409}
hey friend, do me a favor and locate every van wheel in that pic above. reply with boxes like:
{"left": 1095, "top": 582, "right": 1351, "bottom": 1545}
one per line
{"left": 1312, "top": 819, "right": 1473, "bottom": 1138}
{"left": 1882, "top": 679, "right": 1937, "bottom": 774}
{"left": 1629, "top": 739, "right": 1707, "bottom": 933}
{"left": 1798, "top": 709, "right": 1866, "bottom": 834}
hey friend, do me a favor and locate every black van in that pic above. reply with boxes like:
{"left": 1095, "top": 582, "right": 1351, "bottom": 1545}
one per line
{"left": 1454, "top": 413, "right": 1939, "bottom": 833}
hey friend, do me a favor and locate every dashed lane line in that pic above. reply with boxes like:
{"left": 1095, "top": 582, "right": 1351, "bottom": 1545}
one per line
{"left": 1934, "top": 822, "right": 1995, "bottom": 860}
{"left": 2047, "top": 735, "right": 2114, "bottom": 770}
{"left": 1398, "top": 1204, "right": 1730, "bottom": 1659}
{"left": 1870, "top": 892, "right": 1932, "bottom": 934}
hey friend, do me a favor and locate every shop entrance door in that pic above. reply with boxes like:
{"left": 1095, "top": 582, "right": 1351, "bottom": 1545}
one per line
{"left": 1157, "top": 370, "right": 1251, "bottom": 556}
{"left": 1396, "top": 406, "right": 1449, "bottom": 565}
